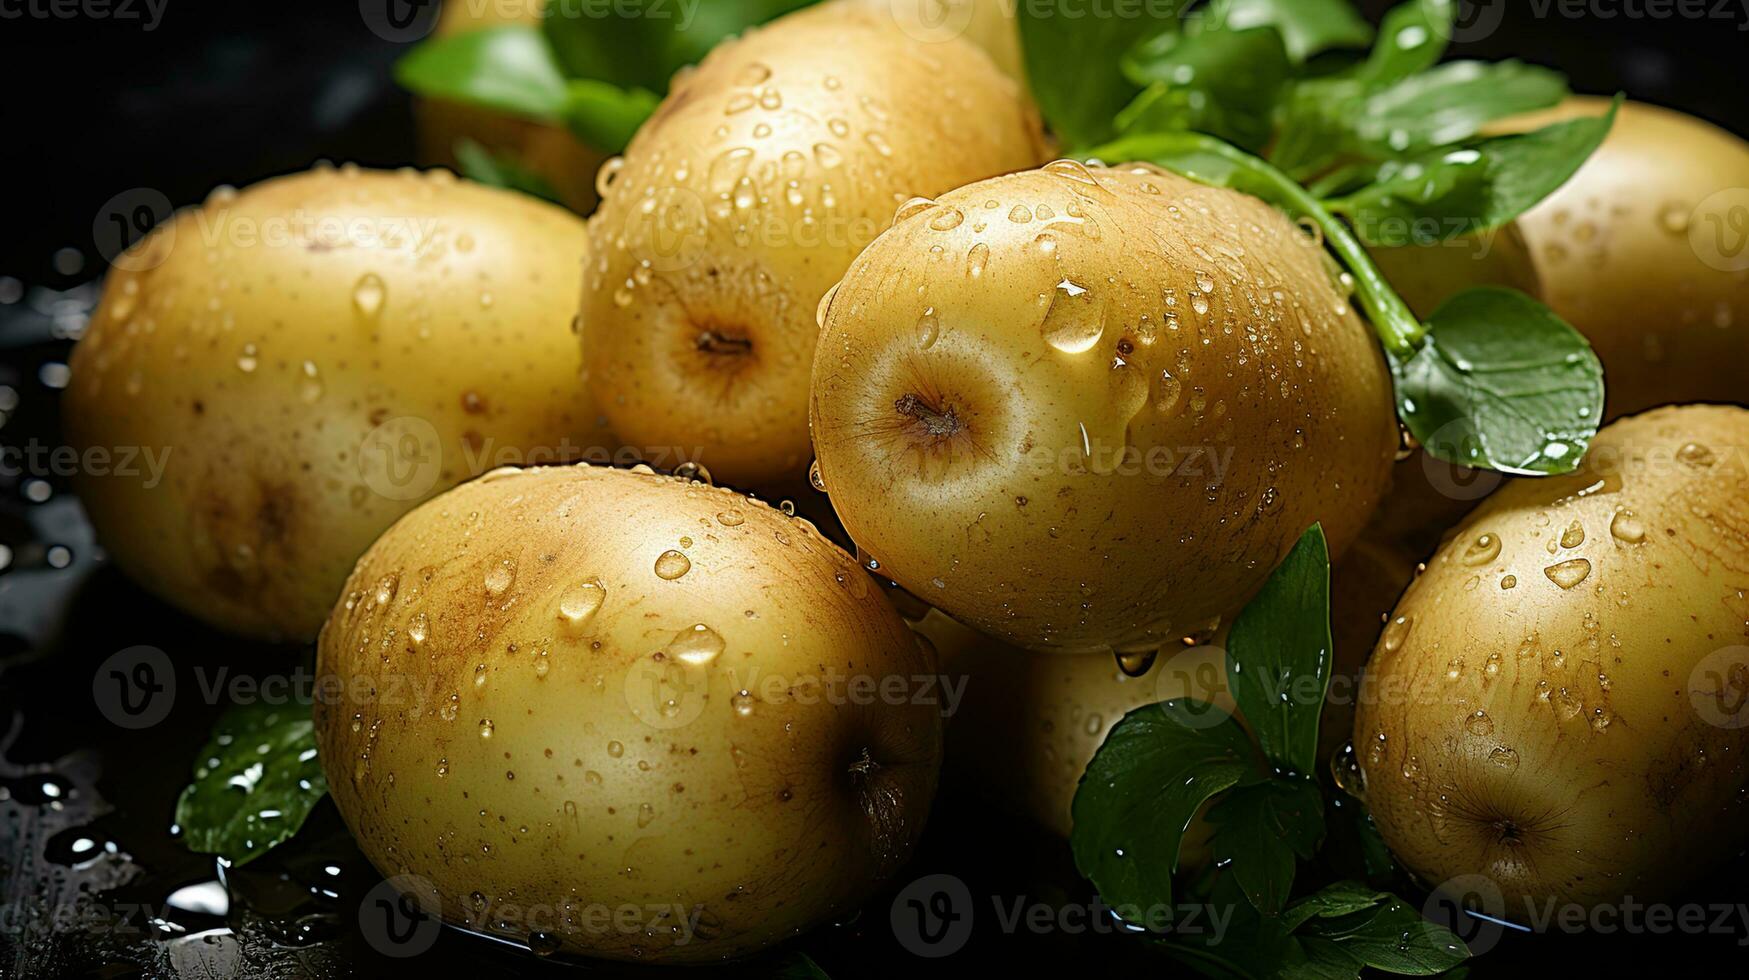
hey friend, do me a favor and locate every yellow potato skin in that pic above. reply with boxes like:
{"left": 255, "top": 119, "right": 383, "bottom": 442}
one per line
{"left": 65, "top": 167, "right": 609, "bottom": 641}
{"left": 1355, "top": 405, "right": 1749, "bottom": 915}
{"left": 415, "top": 0, "right": 606, "bottom": 213}
{"left": 1368, "top": 224, "right": 1541, "bottom": 320}
{"left": 922, "top": 610, "right": 1234, "bottom": 843}
{"left": 1372, "top": 100, "right": 1749, "bottom": 419}
{"left": 580, "top": 1, "right": 1048, "bottom": 487}
{"left": 923, "top": 526, "right": 1407, "bottom": 839}
{"left": 1503, "top": 98, "right": 1749, "bottom": 418}
{"left": 853, "top": 0, "right": 1026, "bottom": 83}
{"left": 812, "top": 163, "right": 1399, "bottom": 653}
{"left": 316, "top": 464, "right": 941, "bottom": 962}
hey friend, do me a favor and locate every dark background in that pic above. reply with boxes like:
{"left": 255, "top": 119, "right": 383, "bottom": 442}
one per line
{"left": 1, "top": 1, "right": 1746, "bottom": 978}
{"left": 1, "top": 1, "right": 1747, "bottom": 285}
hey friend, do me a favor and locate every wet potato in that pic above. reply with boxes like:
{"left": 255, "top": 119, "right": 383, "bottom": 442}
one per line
{"left": 1355, "top": 405, "right": 1749, "bottom": 916}
{"left": 315, "top": 464, "right": 942, "bottom": 963}
{"left": 65, "top": 166, "right": 610, "bottom": 641}
{"left": 1501, "top": 98, "right": 1749, "bottom": 420}
{"left": 811, "top": 162, "right": 1400, "bottom": 654}
{"left": 923, "top": 524, "right": 1411, "bottom": 842}
{"left": 415, "top": 0, "right": 608, "bottom": 214}
{"left": 579, "top": 1, "right": 1049, "bottom": 488}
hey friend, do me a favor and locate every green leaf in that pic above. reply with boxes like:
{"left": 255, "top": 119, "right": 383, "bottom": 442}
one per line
{"left": 1330, "top": 102, "right": 1616, "bottom": 246}
{"left": 542, "top": 0, "right": 813, "bottom": 94}
{"left": 1276, "top": 60, "right": 1567, "bottom": 174}
{"left": 1119, "top": 21, "right": 1293, "bottom": 153}
{"left": 1350, "top": 61, "right": 1570, "bottom": 157}
{"left": 1021, "top": 0, "right": 1189, "bottom": 148}
{"left": 1084, "top": 131, "right": 1426, "bottom": 356}
{"left": 1395, "top": 287, "right": 1604, "bottom": 475}
{"left": 772, "top": 951, "right": 833, "bottom": 979}
{"left": 1155, "top": 861, "right": 1300, "bottom": 978}
{"left": 1070, "top": 701, "right": 1259, "bottom": 918}
{"left": 1355, "top": 0, "right": 1454, "bottom": 88}
{"left": 1267, "top": 82, "right": 1352, "bottom": 179}
{"left": 1161, "top": 880, "right": 1468, "bottom": 979}
{"left": 395, "top": 25, "right": 569, "bottom": 122}
{"left": 175, "top": 701, "right": 328, "bottom": 866}
{"left": 1294, "top": 896, "right": 1471, "bottom": 975}
{"left": 452, "top": 139, "right": 564, "bottom": 204}
{"left": 1085, "top": 131, "right": 1605, "bottom": 481}
{"left": 1208, "top": 779, "right": 1326, "bottom": 915}
{"left": 1321, "top": 792, "right": 1400, "bottom": 882}
{"left": 1281, "top": 882, "right": 1394, "bottom": 932}
{"left": 1225, "top": 524, "right": 1332, "bottom": 776}
{"left": 1213, "top": 0, "right": 1374, "bottom": 63}
{"left": 561, "top": 79, "right": 662, "bottom": 154}
{"left": 1267, "top": 0, "right": 1457, "bottom": 175}
{"left": 1269, "top": 4, "right": 1569, "bottom": 177}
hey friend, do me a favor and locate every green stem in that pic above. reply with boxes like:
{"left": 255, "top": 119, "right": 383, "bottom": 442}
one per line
{"left": 1083, "top": 132, "right": 1427, "bottom": 357}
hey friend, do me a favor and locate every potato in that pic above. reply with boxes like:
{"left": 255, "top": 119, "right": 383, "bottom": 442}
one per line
{"left": 854, "top": 0, "right": 1026, "bottom": 83}
{"left": 1354, "top": 405, "right": 1749, "bottom": 916}
{"left": 925, "top": 526, "right": 1408, "bottom": 839}
{"left": 1368, "top": 224, "right": 1541, "bottom": 320}
{"left": 1335, "top": 100, "right": 1749, "bottom": 601}
{"left": 415, "top": 0, "right": 606, "bottom": 213}
{"left": 1323, "top": 533, "right": 1423, "bottom": 763}
{"left": 580, "top": 1, "right": 1048, "bottom": 487}
{"left": 811, "top": 162, "right": 1400, "bottom": 654}
{"left": 65, "top": 166, "right": 609, "bottom": 640}
{"left": 1501, "top": 98, "right": 1749, "bottom": 418}
{"left": 1367, "top": 100, "right": 1749, "bottom": 420}
{"left": 922, "top": 610, "right": 1235, "bottom": 843}
{"left": 315, "top": 463, "right": 941, "bottom": 962}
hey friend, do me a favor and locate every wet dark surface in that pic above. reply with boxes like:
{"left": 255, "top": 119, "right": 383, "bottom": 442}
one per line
{"left": 3, "top": 2, "right": 1749, "bottom": 977}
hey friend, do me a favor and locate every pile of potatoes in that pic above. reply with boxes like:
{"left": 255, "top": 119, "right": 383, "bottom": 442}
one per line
{"left": 66, "top": 0, "right": 1749, "bottom": 964}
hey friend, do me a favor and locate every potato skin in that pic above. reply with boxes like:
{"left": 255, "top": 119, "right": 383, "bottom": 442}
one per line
{"left": 315, "top": 464, "right": 942, "bottom": 963}
{"left": 927, "top": 525, "right": 1404, "bottom": 837}
{"left": 65, "top": 167, "right": 609, "bottom": 640}
{"left": 924, "top": 610, "right": 1234, "bottom": 841}
{"left": 1503, "top": 98, "right": 1749, "bottom": 418}
{"left": 1355, "top": 405, "right": 1749, "bottom": 915}
{"left": 1368, "top": 224, "right": 1541, "bottom": 321}
{"left": 812, "top": 162, "right": 1399, "bottom": 654}
{"left": 580, "top": 1, "right": 1048, "bottom": 487}
{"left": 852, "top": 0, "right": 1025, "bottom": 83}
